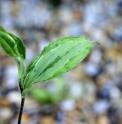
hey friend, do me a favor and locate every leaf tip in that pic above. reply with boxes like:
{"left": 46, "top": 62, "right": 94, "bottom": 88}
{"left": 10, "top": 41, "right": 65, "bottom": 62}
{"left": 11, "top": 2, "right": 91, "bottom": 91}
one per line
{"left": 93, "top": 42, "right": 100, "bottom": 45}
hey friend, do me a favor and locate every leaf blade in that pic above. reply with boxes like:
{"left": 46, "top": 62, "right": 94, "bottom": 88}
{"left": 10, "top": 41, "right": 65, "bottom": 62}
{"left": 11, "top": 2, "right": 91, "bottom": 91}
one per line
{"left": 0, "top": 27, "right": 26, "bottom": 78}
{"left": 22, "top": 36, "right": 94, "bottom": 92}
{"left": 0, "top": 27, "right": 26, "bottom": 59}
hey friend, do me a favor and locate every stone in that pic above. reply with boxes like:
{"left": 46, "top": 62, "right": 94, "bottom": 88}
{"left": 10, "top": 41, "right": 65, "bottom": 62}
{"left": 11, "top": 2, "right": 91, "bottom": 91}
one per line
{"left": 0, "top": 97, "right": 11, "bottom": 107}
{"left": 40, "top": 116, "right": 56, "bottom": 124}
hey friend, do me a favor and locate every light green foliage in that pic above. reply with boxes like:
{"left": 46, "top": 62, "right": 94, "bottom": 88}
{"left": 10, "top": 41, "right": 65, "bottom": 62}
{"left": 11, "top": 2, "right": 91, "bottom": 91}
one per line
{"left": 22, "top": 36, "right": 94, "bottom": 96}
{"left": 31, "top": 88, "right": 62, "bottom": 104}
{"left": 0, "top": 27, "right": 26, "bottom": 78}
{"left": 0, "top": 27, "right": 95, "bottom": 97}
{"left": 30, "top": 77, "right": 66, "bottom": 104}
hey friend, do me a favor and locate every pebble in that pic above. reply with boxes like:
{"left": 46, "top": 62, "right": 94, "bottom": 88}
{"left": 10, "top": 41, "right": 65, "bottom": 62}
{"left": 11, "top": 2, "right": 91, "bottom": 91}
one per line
{"left": 96, "top": 115, "right": 110, "bottom": 124}
{"left": 0, "top": 108, "right": 12, "bottom": 121}
{"left": 93, "top": 100, "right": 110, "bottom": 114}
{"left": 40, "top": 116, "right": 56, "bottom": 124}
{"left": 83, "top": 62, "right": 102, "bottom": 77}
{"left": 60, "top": 99, "right": 76, "bottom": 111}
{"left": 69, "top": 22, "right": 82, "bottom": 36}
{"left": 97, "top": 88, "right": 110, "bottom": 100}
{"left": 109, "top": 86, "right": 121, "bottom": 100}
{"left": 111, "top": 25, "right": 122, "bottom": 41}
{"left": 26, "top": 48, "right": 35, "bottom": 63}
{"left": 3, "top": 65, "right": 18, "bottom": 89}
{"left": 0, "top": 97, "right": 11, "bottom": 107}
{"left": 69, "top": 82, "right": 83, "bottom": 98}
{"left": 6, "top": 91, "right": 21, "bottom": 105}
{"left": 89, "top": 49, "right": 102, "bottom": 63}
{"left": 24, "top": 97, "right": 40, "bottom": 114}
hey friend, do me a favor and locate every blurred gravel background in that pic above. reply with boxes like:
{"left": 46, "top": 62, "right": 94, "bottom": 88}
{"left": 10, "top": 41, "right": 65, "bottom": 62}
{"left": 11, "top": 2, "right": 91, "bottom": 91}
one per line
{"left": 0, "top": 0, "right": 122, "bottom": 124}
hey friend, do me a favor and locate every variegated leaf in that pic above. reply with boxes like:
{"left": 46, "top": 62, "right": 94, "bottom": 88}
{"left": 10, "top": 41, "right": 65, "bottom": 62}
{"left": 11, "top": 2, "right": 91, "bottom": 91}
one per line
{"left": 22, "top": 36, "right": 94, "bottom": 96}
{"left": 0, "top": 27, "right": 25, "bottom": 59}
{"left": 0, "top": 27, "right": 26, "bottom": 78}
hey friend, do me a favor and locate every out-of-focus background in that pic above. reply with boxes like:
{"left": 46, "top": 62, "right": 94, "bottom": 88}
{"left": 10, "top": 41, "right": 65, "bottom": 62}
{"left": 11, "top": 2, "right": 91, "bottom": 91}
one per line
{"left": 0, "top": 0, "right": 122, "bottom": 124}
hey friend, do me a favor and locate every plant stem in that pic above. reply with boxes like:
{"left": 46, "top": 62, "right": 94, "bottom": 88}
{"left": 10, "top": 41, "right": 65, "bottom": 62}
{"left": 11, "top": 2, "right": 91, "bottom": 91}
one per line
{"left": 18, "top": 96, "right": 25, "bottom": 124}
{"left": 19, "top": 79, "right": 23, "bottom": 94}
{"left": 18, "top": 79, "right": 25, "bottom": 124}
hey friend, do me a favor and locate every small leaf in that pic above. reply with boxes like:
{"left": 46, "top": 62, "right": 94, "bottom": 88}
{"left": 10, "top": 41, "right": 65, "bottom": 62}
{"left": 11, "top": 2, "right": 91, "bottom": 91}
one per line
{"left": 30, "top": 88, "right": 52, "bottom": 104}
{"left": 30, "top": 88, "right": 63, "bottom": 104}
{"left": 0, "top": 27, "right": 25, "bottom": 59}
{"left": 0, "top": 27, "right": 26, "bottom": 78}
{"left": 22, "top": 36, "right": 95, "bottom": 96}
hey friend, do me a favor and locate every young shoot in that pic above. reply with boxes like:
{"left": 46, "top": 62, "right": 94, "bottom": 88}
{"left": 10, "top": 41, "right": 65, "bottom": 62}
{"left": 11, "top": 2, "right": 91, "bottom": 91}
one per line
{"left": 0, "top": 27, "right": 97, "bottom": 124}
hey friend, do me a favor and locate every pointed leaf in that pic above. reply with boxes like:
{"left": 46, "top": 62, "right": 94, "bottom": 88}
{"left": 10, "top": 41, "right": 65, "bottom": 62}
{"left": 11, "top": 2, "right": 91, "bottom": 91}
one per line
{"left": 0, "top": 27, "right": 25, "bottom": 59}
{"left": 22, "top": 36, "right": 94, "bottom": 95}
{"left": 0, "top": 27, "right": 26, "bottom": 78}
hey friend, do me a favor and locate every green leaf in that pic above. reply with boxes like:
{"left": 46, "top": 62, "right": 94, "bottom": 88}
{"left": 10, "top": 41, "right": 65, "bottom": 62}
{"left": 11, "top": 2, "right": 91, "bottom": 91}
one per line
{"left": 0, "top": 27, "right": 25, "bottom": 59}
{"left": 30, "top": 88, "right": 51, "bottom": 104}
{"left": 0, "top": 27, "right": 26, "bottom": 78}
{"left": 22, "top": 36, "right": 95, "bottom": 96}
{"left": 30, "top": 87, "right": 63, "bottom": 104}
